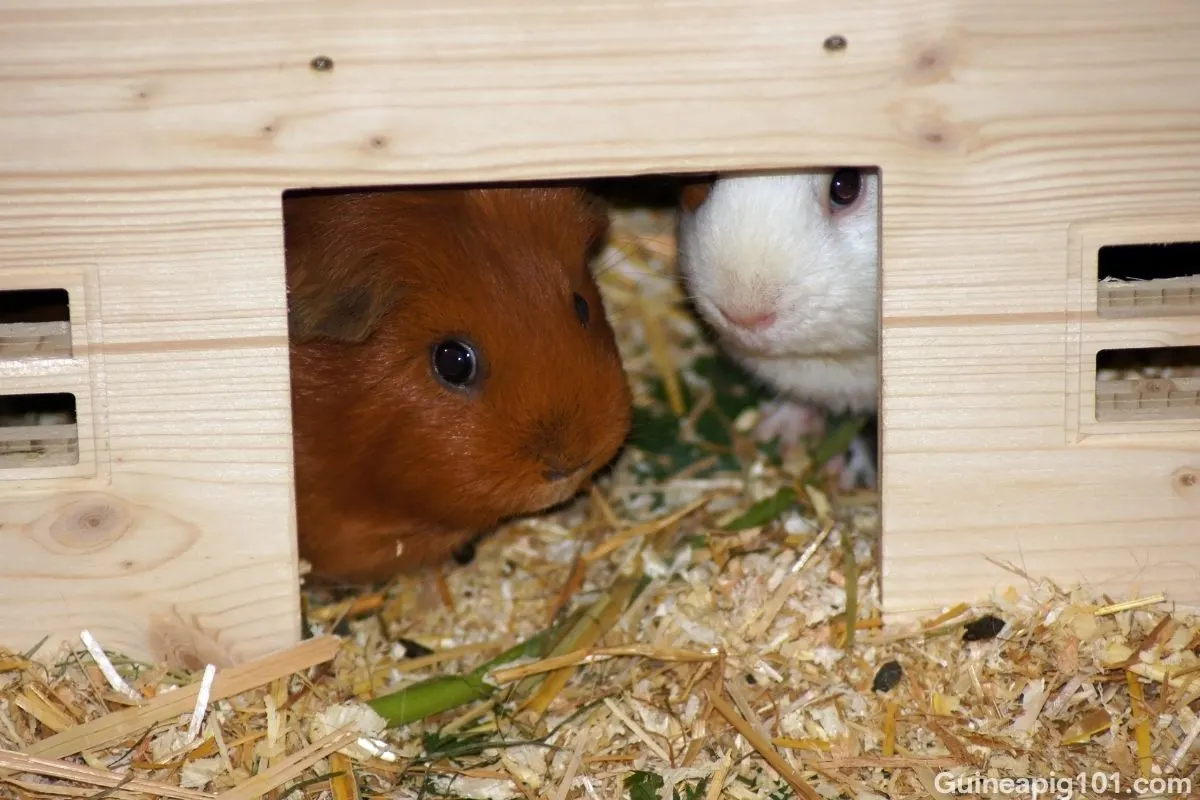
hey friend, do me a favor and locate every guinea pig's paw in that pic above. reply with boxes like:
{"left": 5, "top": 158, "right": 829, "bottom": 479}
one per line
{"left": 754, "top": 397, "right": 827, "bottom": 449}
{"left": 831, "top": 435, "right": 878, "bottom": 493}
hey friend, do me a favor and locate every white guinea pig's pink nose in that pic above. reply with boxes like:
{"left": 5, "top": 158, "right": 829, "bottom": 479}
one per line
{"left": 718, "top": 306, "right": 777, "bottom": 332}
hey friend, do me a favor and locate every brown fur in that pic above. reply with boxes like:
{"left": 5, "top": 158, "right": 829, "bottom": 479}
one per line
{"left": 285, "top": 186, "right": 633, "bottom": 585}
{"left": 679, "top": 178, "right": 716, "bottom": 213}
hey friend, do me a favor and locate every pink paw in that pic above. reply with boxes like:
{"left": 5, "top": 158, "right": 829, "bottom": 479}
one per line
{"left": 823, "top": 435, "right": 878, "bottom": 492}
{"left": 754, "top": 398, "right": 827, "bottom": 449}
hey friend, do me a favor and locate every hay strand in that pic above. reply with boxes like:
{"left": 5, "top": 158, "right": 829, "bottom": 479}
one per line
{"left": 582, "top": 494, "right": 712, "bottom": 563}
{"left": 704, "top": 686, "right": 820, "bottom": 800}
{"left": 214, "top": 726, "right": 357, "bottom": 800}
{"left": 0, "top": 748, "right": 215, "bottom": 800}
{"left": 21, "top": 636, "right": 339, "bottom": 762}
{"left": 489, "top": 645, "right": 719, "bottom": 684}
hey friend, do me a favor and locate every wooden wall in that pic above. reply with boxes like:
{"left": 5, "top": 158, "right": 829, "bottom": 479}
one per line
{"left": 1, "top": 0, "right": 1198, "bottom": 664}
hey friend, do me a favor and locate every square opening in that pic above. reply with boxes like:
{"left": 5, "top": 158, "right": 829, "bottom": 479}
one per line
{"left": 1095, "top": 345, "right": 1200, "bottom": 422}
{"left": 0, "top": 392, "right": 79, "bottom": 468}
{"left": 1097, "top": 240, "right": 1200, "bottom": 318}
{"left": 0, "top": 287, "right": 72, "bottom": 358}
{"left": 278, "top": 168, "right": 882, "bottom": 584}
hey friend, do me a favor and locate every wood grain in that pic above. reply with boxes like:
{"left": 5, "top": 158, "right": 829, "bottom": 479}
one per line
{"left": 0, "top": 0, "right": 1198, "bottom": 656}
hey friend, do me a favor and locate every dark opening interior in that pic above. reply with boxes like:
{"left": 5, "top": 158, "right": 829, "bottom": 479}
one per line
{"left": 0, "top": 391, "right": 79, "bottom": 468}
{"left": 1096, "top": 345, "right": 1200, "bottom": 374}
{"left": 0, "top": 287, "right": 72, "bottom": 359}
{"left": 0, "top": 288, "right": 70, "bottom": 324}
{"left": 1097, "top": 240, "right": 1200, "bottom": 319}
{"left": 1095, "top": 345, "right": 1200, "bottom": 422}
{"left": 1098, "top": 241, "right": 1200, "bottom": 283}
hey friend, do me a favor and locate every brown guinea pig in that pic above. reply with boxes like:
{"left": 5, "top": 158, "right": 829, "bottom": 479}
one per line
{"left": 284, "top": 185, "right": 633, "bottom": 585}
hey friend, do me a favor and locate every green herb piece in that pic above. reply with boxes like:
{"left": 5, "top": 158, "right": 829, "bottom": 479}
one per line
{"left": 810, "top": 413, "right": 869, "bottom": 469}
{"left": 626, "top": 770, "right": 665, "bottom": 800}
{"left": 368, "top": 609, "right": 583, "bottom": 726}
{"left": 723, "top": 486, "right": 799, "bottom": 531}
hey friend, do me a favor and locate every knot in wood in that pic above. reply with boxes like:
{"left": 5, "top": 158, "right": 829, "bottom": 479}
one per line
{"left": 888, "top": 98, "right": 974, "bottom": 154}
{"left": 823, "top": 35, "right": 847, "bottom": 52}
{"left": 49, "top": 498, "right": 131, "bottom": 552}
{"left": 908, "top": 42, "right": 957, "bottom": 85}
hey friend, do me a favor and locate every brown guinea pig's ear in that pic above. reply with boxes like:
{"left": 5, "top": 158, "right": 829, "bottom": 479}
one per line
{"left": 284, "top": 194, "right": 402, "bottom": 345}
{"left": 579, "top": 190, "right": 613, "bottom": 260}
{"left": 679, "top": 177, "right": 716, "bottom": 212}
{"left": 287, "top": 271, "right": 395, "bottom": 345}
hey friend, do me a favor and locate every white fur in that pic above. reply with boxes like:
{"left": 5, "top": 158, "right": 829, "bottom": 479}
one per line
{"left": 677, "top": 169, "right": 880, "bottom": 416}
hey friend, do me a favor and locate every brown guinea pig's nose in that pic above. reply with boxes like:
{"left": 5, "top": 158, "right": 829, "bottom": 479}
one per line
{"left": 541, "top": 459, "right": 590, "bottom": 483}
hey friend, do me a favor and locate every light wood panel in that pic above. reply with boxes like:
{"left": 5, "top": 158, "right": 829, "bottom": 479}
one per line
{"left": 0, "top": 185, "right": 300, "bottom": 667}
{"left": 1, "top": 0, "right": 1198, "bottom": 660}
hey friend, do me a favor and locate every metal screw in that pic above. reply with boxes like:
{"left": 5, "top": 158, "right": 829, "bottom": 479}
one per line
{"left": 310, "top": 55, "right": 334, "bottom": 72}
{"left": 823, "top": 35, "right": 848, "bottom": 52}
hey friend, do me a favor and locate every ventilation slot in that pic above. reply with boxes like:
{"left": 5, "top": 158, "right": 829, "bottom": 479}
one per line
{"left": 1095, "top": 346, "right": 1200, "bottom": 422}
{"left": 0, "top": 392, "right": 79, "bottom": 468}
{"left": 1098, "top": 241, "right": 1200, "bottom": 318}
{"left": 0, "top": 288, "right": 72, "bottom": 358}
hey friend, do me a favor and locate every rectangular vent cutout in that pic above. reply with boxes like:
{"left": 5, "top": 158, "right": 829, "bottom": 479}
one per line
{"left": 1095, "top": 345, "right": 1200, "bottom": 422}
{"left": 0, "top": 392, "right": 79, "bottom": 468}
{"left": 0, "top": 288, "right": 72, "bottom": 358}
{"left": 1098, "top": 241, "right": 1200, "bottom": 318}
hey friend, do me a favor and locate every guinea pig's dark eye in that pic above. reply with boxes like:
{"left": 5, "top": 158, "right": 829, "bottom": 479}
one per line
{"left": 573, "top": 292, "right": 590, "bottom": 327}
{"left": 431, "top": 339, "right": 478, "bottom": 388}
{"left": 830, "top": 168, "right": 862, "bottom": 208}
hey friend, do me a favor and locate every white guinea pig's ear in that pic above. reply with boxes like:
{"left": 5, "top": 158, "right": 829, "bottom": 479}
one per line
{"left": 679, "top": 176, "right": 716, "bottom": 213}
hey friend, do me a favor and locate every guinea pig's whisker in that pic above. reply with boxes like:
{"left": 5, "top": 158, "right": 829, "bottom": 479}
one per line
{"left": 595, "top": 262, "right": 667, "bottom": 282}
{"left": 593, "top": 249, "right": 676, "bottom": 279}
{"left": 591, "top": 216, "right": 679, "bottom": 278}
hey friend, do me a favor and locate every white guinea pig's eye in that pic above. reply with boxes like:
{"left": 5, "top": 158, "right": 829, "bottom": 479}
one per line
{"left": 829, "top": 168, "right": 862, "bottom": 208}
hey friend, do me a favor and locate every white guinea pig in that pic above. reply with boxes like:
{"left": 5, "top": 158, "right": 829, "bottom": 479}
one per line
{"left": 675, "top": 167, "right": 880, "bottom": 488}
